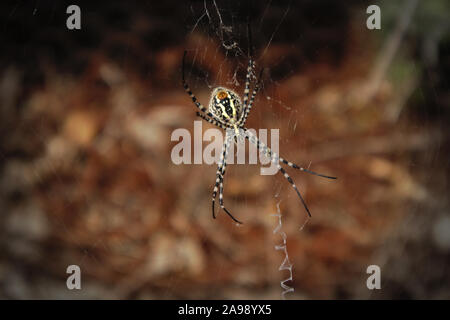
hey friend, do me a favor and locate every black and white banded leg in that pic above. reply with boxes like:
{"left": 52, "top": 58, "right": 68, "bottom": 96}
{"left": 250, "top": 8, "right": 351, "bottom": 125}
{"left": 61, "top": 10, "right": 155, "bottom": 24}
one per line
{"left": 242, "top": 22, "right": 255, "bottom": 109}
{"left": 218, "top": 141, "right": 242, "bottom": 224}
{"left": 244, "top": 130, "right": 336, "bottom": 217}
{"left": 182, "top": 52, "right": 209, "bottom": 114}
{"left": 182, "top": 51, "right": 231, "bottom": 124}
{"left": 276, "top": 163, "right": 311, "bottom": 217}
{"left": 196, "top": 112, "right": 231, "bottom": 130}
{"left": 242, "top": 59, "right": 255, "bottom": 108}
{"left": 238, "top": 68, "right": 263, "bottom": 126}
{"left": 212, "top": 134, "right": 242, "bottom": 224}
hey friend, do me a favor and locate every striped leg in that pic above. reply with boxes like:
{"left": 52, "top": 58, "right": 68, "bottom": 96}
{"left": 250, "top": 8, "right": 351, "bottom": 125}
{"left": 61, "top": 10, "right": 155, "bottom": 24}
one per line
{"left": 243, "top": 21, "right": 255, "bottom": 109}
{"left": 242, "top": 59, "right": 255, "bottom": 108}
{"left": 182, "top": 51, "right": 215, "bottom": 118}
{"left": 196, "top": 112, "right": 230, "bottom": 130}
{"left": 238, "top": 68, "right": 264, "bottom": 126}
{"left": 212, "top": 134, "right": 242, "bottom": 224}
{"left": 218, "top": 141, "right": 242, "bottom": 224}
{"left": 277, "top": 164, "right": 311, "bottom": 217}
{"left": 212, "top": 140, "right": 227, "bottom": 219}
{"left": 245, "top": 130, "right": 337, "bottom": 179}
{"left": 280, "top": 159, "right": 337, "bottom": 179}
{"left": 244, "top": 130, "right": 336, "bottom": 217}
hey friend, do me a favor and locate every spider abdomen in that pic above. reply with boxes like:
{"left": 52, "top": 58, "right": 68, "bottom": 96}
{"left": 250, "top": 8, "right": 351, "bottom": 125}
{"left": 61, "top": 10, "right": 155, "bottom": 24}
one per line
{"left": 209, "top": 87, "right": 243, "bottom": 124}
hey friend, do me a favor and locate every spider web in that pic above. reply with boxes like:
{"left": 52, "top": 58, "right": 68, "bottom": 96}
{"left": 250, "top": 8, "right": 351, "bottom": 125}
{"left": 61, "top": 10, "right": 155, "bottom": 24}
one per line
{"left": 2, "top": 0, "right": 449, "bottom": 300}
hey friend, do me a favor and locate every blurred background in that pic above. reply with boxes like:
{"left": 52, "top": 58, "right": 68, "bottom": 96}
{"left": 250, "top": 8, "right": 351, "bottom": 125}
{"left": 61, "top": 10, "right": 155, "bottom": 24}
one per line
{"left": 0, "top": 0, "right": 449, "bottom": 299}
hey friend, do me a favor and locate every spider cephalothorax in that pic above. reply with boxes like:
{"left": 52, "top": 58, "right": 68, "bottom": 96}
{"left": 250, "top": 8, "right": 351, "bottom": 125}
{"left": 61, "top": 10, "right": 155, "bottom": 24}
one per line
{"left": 182, "top": 24, "right": 336, "bottom": 224}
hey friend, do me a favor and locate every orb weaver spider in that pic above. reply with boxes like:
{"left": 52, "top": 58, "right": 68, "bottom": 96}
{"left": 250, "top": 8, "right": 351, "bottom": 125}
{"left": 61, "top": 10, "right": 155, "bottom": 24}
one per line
{"left": 182, "top": 25, "right": 336, "bottom": 224}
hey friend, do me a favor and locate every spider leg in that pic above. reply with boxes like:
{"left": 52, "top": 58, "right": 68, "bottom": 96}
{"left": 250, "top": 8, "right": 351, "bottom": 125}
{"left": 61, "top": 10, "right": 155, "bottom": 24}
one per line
{"left": 211, "top": 133, "right": 243, "bottom": 224}
{"left": 219, "top": 180, "right": 243, "bottom": 224}
{"left": 196, "top": 112, "right": 231, "bottom": 130}
{"left": 245, "top": 130, "right": 336, "bottom": 218}
{"left": 280, "top": 159, "right": 337, "bottom": 180}
{"left": 245, "top": 129, "right": 336, "bottom": 180}
{"left": 182, "top": 51, "right": 215, "bottom": 118}
{"left": 238, "top": 68, "right": 264, "bottom": 126}
{"left": 242, "top": 59, "right": 255, "bottom": 109}
{"left": 218, "top": 137, "right": 243, "bottom": 224}
{"left": 211, "top": 140, "right": 226, "bottom": 219}
{"left": 277, "top": 164, "right": 311, "bottom": 217}
{"left": 242, "top": 22, "right": 255, "bottom": 109}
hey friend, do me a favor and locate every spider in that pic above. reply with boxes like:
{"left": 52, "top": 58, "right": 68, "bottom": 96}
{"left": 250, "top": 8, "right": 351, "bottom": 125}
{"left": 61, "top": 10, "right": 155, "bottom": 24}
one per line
{"left": 182, "top": 26, "right": 336, "bottom": 224}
